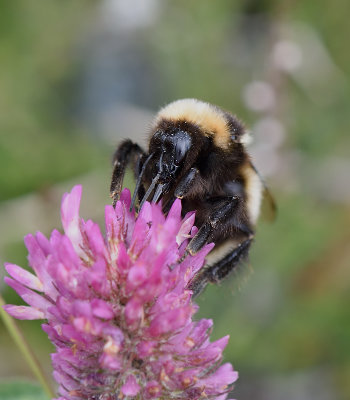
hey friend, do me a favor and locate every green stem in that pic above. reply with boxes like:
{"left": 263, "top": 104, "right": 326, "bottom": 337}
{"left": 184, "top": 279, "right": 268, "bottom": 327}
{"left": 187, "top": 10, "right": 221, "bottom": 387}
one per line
{"left": 0, "top": 294, "right": 55, "bottom": 399}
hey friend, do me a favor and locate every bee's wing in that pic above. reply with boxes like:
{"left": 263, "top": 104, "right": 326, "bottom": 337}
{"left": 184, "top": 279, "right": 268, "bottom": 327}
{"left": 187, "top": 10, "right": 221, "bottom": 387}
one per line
{"left": 250, "top": 162, "right": 277, "bottom": 222}
{"left": 261, "top": 184, "right": 277, "bottom": 222}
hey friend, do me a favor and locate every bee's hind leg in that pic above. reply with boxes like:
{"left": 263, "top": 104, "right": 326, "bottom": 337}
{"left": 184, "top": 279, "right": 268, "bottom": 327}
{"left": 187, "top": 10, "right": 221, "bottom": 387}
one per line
{"left": 187, "top": 238, "right": 253, "bottom": 297}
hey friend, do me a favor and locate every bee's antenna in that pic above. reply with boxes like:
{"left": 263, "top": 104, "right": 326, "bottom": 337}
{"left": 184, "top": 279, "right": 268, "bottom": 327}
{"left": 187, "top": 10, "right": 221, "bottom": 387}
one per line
{"left": 130, "top": 152, "right": 154, "bottom": 212}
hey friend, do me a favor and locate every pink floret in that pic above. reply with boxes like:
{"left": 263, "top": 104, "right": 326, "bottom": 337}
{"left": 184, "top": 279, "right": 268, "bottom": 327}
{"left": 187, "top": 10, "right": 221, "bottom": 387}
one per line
{"left": 3, "top": 185, "right": 238, "bottom": 399}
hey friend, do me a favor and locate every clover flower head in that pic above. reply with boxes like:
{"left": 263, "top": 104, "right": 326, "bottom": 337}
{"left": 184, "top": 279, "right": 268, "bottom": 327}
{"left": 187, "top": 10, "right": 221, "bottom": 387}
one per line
{"left": 4, "top": 185, "right": 238, "bottom": 399}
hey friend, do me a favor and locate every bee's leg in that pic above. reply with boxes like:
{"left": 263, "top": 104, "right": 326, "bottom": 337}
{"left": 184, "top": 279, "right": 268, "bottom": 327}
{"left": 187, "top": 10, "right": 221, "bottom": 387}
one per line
{"left": 186, "top": 222, "right": 213, "bottom": 255}
{"left": 186, "top": 196, "right": 240, "bottom": 256}
{"left": 110, "top": 140, "right": 145, "bottom": 206}
{"left": 162, "top": 167, "right": 199, "bottom": 214}
{"left": 174, "top": 168, "right": 199, "bottom": 199}
{"left": 187, "top": 238, "right": 253, "bottom": 297}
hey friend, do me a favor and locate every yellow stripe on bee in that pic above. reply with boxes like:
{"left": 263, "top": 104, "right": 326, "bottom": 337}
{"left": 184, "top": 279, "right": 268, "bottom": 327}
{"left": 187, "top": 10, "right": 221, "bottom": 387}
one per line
{"left": 154, "top": 99, "right": 231, "bottom": 148}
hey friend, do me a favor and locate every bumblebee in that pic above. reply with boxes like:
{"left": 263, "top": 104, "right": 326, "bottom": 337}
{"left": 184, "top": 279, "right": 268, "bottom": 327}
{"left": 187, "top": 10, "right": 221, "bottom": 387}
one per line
{"left": 110, "top": 99, "right": 275, "bottom": 296}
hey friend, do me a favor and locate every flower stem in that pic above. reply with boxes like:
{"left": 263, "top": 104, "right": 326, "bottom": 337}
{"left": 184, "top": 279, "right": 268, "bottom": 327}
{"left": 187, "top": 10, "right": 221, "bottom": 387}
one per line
{"left": 0, "top": 294, "right": 55, "bottom": 399}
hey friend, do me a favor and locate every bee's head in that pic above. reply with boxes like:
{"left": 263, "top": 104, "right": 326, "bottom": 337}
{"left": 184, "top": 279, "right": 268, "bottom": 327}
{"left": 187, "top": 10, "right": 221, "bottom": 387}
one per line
{"left": 137, "top": 129, "right": 193, "bottom": 206}
{"left": 150, "top": 129, "right": 192, "bottom": 182}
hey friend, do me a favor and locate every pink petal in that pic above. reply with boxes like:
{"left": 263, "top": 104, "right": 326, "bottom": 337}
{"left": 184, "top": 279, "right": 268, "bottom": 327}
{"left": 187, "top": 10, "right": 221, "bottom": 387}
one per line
{"left": 121, "top": 375, "right": 141, "bottom": 396}
{"left": 166, "top": 318, "right": 213, "bottom": 353}
{"left": 4, "top": 277, "right": 51, "bottom": 312}
{"left": 129, "top": 202, "right": 152, "bottom": 258}
{"left": 61, "top": 185, "right": 82, "bottom": 230}
{"left": 150, "top": 202, "right": 165, "bottom": 228}
{"left": 3, "top": 304, "right": 45, "bottom": 320}
{"left": 190, "top": 318, "right": 213, "bottom": 346}
{"left": 5, "top": 263, "right": 43, "bottom": 291}
{"left": 211, "top": 335, "right": 230, "bottom": 351}
{"left": 200, "top": 362, "right": 238, "bottom": 390}
{"left": 180, "top": 242, "right": 215, "bottom": 284}
{"left": 105, "top": 204, "right": 121, "bottom": 248}
{"left": 115, "top": 242, "right": 130, "bottom": 276}
{"left": 83, "top": 219, "right": 108, "bottom": 259}
{"left": 127, "top": 263, "right": 148, "bottom": 290}
{"left": 167, "top": 198, "right": 182, "bottom": 221}
{"left": 120, "top": 188, "right": 131, "bottom": 209}
{"left": 124, "top": 298, "right": 143, "bottom": 328}
{"left": 24, "top": 234, "right": 58, "bottom": 299}
{"left": 53, "top": 369, "right": 80, "bottom": 392}
{"left": 148, "top": 306, "right": 193, "bottom": 337}
{"left": 50, "top": 230, "right": 81, "bottom": 269}
{"left": 113, "top": 195, "right": 135, "bottom": 246}
{"left": 88, "top": 258, "right": 111, "bottom": 298}
{"left": 99, "top": 352, "right": 122, "bottom": 371}
{"left": 136, "top": 340, "right": 156, "bottom": 358}
{"left": 176, "top": 211, "right": 196, "bottom": 246}
{"left": 145, "top": 380, "right": 162, "bottom": 398}
{"left": 60, "top": 185, "right": 84, "bottom": 255}
{"left": 35, "top": 231, "right": 51, "bottom": 256}
{"left": 90, "top": 299, "right": 114, "bottom": 320}
{"left": 24, "top": 234, "right": 49, "bottom": 283}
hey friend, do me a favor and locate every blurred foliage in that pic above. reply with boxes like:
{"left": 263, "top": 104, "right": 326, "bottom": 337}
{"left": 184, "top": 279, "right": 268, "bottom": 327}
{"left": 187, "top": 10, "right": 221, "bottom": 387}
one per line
{"left": 0, "top": 0, "right": 106, "bottom": 201}
{"left": 1, "top": 1, "right": 349, "bottom": 400}
{"left": 0, "top": 381, "right": 49, "bottom": 400}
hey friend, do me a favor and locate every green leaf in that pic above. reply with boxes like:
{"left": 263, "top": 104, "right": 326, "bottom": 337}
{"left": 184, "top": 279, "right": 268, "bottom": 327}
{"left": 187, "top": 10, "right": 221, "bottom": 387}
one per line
{"left": 0, "top": 381, "right": 50, "bottom": 400}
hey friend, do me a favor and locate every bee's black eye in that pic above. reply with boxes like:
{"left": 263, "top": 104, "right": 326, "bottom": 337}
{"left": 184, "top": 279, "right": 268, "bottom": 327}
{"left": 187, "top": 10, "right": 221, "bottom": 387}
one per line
{"left": 174, "top": 131, "right": 192, "bottom": 165}
{"left": 175, "top": 141, "right": 189, "bottom": 164}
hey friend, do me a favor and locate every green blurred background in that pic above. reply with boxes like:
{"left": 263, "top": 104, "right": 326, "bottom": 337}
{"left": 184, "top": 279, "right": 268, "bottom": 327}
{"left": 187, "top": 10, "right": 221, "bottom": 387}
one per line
{"left": 1, "top": 1, "right": 350, "bottom": 399}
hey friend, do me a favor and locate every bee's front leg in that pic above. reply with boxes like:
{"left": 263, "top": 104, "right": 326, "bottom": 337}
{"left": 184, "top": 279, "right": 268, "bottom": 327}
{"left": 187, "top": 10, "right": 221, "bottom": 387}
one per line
{"left": 174, "top": 168, "right": 199, "bottom": 199}
{"left": 110, "top": 140, "right": 145, "bottom": 206}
